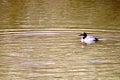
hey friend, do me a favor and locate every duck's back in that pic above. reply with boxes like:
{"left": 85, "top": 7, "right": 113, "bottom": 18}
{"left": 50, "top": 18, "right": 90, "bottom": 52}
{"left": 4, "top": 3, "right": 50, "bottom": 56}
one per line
{"left": 83, "top": 36, "right": 98, "bottom": 44}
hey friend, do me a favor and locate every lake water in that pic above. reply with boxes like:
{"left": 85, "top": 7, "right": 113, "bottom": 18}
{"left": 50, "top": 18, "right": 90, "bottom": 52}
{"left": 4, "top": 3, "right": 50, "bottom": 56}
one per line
{"left": 0, "top": 0, "right": 120, "bottom": 80}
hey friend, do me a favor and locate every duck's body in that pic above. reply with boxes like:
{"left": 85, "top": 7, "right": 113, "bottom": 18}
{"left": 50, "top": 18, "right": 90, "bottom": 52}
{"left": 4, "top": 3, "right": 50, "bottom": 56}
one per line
{"left": 80, "top": 32, "right": 98, "bottom": 44}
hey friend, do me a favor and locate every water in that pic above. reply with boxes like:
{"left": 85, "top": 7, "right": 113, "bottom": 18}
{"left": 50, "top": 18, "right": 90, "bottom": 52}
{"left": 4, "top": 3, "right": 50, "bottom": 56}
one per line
{"left": 0, "top": 0, "right": 120, "bottom": 80}
{"left": 0, "top": 29, "right": 119, "bottom": 80}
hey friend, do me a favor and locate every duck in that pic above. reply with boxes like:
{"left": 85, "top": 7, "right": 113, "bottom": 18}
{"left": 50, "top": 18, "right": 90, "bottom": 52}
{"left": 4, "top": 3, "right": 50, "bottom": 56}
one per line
{"left": 79, "top": 32, "right": 98, "bottom": 44}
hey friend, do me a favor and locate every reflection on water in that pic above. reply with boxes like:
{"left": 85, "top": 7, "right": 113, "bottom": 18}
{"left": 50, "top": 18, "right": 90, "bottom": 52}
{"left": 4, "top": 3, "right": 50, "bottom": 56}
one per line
{"left": 0, "top": 29, "right": 120, "bottom": 80}
{"left": 0, "top": 0, "right": 120, "bottom": 29}
{"left": 0, "top": 0, "right": 120, "bottom": 80}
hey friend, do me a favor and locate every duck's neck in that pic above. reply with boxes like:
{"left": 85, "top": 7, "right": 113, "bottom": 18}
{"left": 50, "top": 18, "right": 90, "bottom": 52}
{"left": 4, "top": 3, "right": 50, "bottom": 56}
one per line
{"left": 83, "top": 35, "right": 87, "bottom": 39}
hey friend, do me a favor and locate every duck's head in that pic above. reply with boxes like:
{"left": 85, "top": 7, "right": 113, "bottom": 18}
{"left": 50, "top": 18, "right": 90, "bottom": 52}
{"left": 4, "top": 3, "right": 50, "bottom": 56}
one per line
{"left": 79, "top": 32, "right": 87, "bottom": 38}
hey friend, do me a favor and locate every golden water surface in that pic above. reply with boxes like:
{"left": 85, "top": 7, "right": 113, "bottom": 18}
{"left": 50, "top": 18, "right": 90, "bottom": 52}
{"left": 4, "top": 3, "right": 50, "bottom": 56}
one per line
{"left": 0, "top": 0, "right": 120, "bottom": 80}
